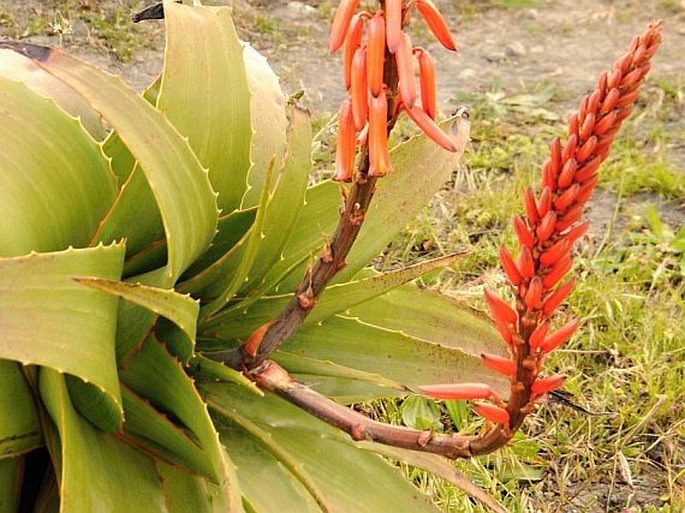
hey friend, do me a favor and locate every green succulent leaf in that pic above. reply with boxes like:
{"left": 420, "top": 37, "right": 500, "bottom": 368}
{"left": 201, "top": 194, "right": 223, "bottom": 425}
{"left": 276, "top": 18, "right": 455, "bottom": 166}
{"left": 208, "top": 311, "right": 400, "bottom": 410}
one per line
{"left": 0, "top": 244, "right": 125, "bottom": 429}
{"left": 4, "top": 41, "right": 219, "bottom": 283}
{"left": 158, "top": 0, "right": 251, "bottom": 213}
{"left": 0, "top": 77, "right": 117, "bottom": 257}
{"left": 0, "top": 361, "right": 41, "bottom": 458}
{"left": 0, "top": 456, "right": 21, "bottom": 512}
{"left": 39, "top": 369, "right": 168, "bottom": 513}
{"left": 205, "top": 383, "right": 442, "bottom": 513}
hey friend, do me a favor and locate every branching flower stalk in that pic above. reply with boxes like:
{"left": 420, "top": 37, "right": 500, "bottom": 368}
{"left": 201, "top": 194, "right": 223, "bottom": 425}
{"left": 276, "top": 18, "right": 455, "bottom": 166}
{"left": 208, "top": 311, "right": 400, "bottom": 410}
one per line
{"left": 214, "top": 6, "right": 662, "bottom": 461}
{"left": 421, "top": 21, "right": 663, "bottom": 440}
{"left": 212, "top": 0, "right": 460, "bottom": 369}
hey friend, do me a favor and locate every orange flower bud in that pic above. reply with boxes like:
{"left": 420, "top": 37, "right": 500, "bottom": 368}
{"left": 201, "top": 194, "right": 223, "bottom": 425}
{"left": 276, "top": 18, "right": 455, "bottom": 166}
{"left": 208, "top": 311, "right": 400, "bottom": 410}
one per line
{"left": 537, "top": 186, "right": 552, "bottom": 218}
{"left": 524, "top": 276, "right": 543, "bottom": 311}
{"left": 513, "top": 216, "right": 535, "bottom": 248}
{"left": 415, "top": 0, "right": 457, "bottom": 51}
{"left": 587, "top": 90, "right": 602, "bottom": 115}
{"left": 574, "top": 154, "right": 602, "bottom": 183}
{"left": 615, "top": 89, "right": 640, "bottom": 109}
{"left": 574, "top": 174, "right": 600, "bottom": 204}
{"left": 474, "top": 403, "right": 510, "bottom": 425}
{"left": 416, "top": 48, "right": 437, "bottom": 119}
{"left": 524, "top": 186, "right": 539, "bottom": 224}
{"left": 368, "top": 93, "right": 392, "bottom": 176}
{"left": 536, "top": 211, "right": 557, "bottom": 243}
{"left": 484, "top": 288, "right": 518, "bottom": 326}
{"left": 565, "top": 221, "right": 589, "bottom": 245}
{"left": 567, "top": 114, "right": 579, "bottom": 138}
{"left": 607, "top": 69, "right": 622, "bottom": 90}
{"left": 579, "top": 112, "right": 596, "bottom": 141}
{"left": 499, "top": 245, "right": 522, "bottom": 286}
{"left": 517, "top": 246, "right": 535, "bottom": 279}
{"left": 557, "top": 158, "right": 577, "bottom": 189}
{"left": 541, "top": 277, "right": 575, "bottom": 315}
{"left": 396, "top": 32, "right": 417, "bottom": 108}
{"left": 405, "top": 105, "right": 457, "bottom": 151}
{"left": 330, "top": 0, "right": 360, "bottom": 54}
{"left": 482, "top": 353, "right": 517, "bottom": 377}
{"left": 540, "top": 238, "right": 570, "bottom": 267}
{"left": 367, "top": 12, "right": 386, "bottom": 97}
{"left": 575, "top": 135, "right": 598, "bottom": 164}
{"left": 561, "top": 134, "right": 578, "bottom": 163}
{"left": 343, "top": 14, "right": 364, "bottom": 89}
{"left": 540, "top": 318, "right": 580, "bottom": 353}
{"left": 594, "top": 111, "right": 617, "bottom": 136}
{"left": 531, "top": 374, "right": 566, "bottom": 395}
{"left": 385, "top": 0, "right": 403, "bottom": 52}
{"left": 528, "top": 320, "right": 550, "bottom": 350}
{"left": 542, "top": 254, "right": 572, "bottom": 290}
{"left": 548, "top": 138, "right": 562, "bottom": 178}
{"left": 334, "top": 100, "right": 357, "bottom": 182}
{"left": 553, "top": 184, "right": 580, "bottom": 211}
{"left": 555, "top": 203, "right": 584, "bottom": 232}
{"left": 350, "top": 46, "right": 369, "bottom": 130}
{"left": 600, "top": 87, "right": 620, "bottom": 114}
{"left": 419, "top": 382, "right": 493, "bottom": 400}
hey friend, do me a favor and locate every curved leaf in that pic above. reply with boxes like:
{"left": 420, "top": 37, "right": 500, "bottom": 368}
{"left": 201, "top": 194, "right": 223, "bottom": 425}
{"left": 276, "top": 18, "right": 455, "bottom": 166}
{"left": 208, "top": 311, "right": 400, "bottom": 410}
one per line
{"left": 0, "top": 244, "right": 125, "bottom": 429}
{"left": 241, "top": 43, "right": 288, "bottom": 208}
{"left": 0, "top": 77, "right": 116, "bottom": 257}
{"left": 39, "top": 369, "right": 167, "bottom": 513}
{"left": 3, "top": 41, "right": 219, "bottom": 282}
{"left": 205, "top": 383, "right": 442, "bottom": 513}
{"left": 0, "top": 361, "right": 41, "bottom": 458}
{"left": 159, "top": 1, "right": 251, "bottom": 213}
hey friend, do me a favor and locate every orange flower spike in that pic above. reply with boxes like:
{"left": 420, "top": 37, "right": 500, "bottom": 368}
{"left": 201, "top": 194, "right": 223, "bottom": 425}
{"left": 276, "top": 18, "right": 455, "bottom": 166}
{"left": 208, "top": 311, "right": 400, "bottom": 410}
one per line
{"left": 482, "top": 353, "right": 517, "bottom": 377}
{"left": 330, "top": 0, "right": 361, "bottom": 54}
{"left": 385, "top": 0, "right": 403, "bottom": 53}
{"left": 541, "top": 277, "right": 576, "bottom": 315}
{"left": 474, "top": 403, "right": 510, "bottom": 425}
{"left": 499, "top": 245, "right": 522, "bottom": 286}
{"left": 367, "top": 12, "right": 386, "bottom": 97}
{"left": 419, "top": 382, "right": 493, "bottom": 400}
{"left": 540, "top": 318, "right": 580, "bottom": 353}
{"left": 350, "top": 46, "right": 369, "bottom": 130}
{"left": 415, "top": 47, "right": 437, "bottom": 119}
{"left": 368, "top": 93, "right": 393, "bottom": 177}
{"left": 405, "top": 105, "right": 457, "bottom": 151}
{"left": 395, "top": 32, "right": 417, "bottom": 108}
{"left": 484, "top": 288, "right": 518, "bottom": 325}
{"left": 531, "top": 374, "right": 567, "bottom": 396}
{"left": 334, "top": 100, "right": 357, "bottom": 182}
{"left": 415, "top": 0, "right": 457, "bottom": 51}
{"left": 343, "top": 14, "right": 364, "bottom": 90}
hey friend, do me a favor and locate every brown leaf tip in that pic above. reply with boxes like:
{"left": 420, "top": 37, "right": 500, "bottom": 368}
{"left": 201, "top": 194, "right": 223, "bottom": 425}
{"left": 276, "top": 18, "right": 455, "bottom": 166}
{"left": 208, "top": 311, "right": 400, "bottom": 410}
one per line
{"left": 0, "top": 40, "right": 53, "bottom": 62}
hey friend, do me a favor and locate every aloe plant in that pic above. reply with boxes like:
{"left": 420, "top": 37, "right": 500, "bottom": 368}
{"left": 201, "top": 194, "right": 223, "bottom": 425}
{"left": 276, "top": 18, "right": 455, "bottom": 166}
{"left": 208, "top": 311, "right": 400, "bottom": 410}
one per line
{"left": 0, "top": 0, "right": 662, "bottom": 512}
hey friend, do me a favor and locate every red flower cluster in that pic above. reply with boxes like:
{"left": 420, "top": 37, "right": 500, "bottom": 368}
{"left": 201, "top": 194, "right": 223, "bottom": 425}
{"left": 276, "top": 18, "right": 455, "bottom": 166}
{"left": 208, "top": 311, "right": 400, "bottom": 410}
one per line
{"left": 422, "top": 22, "right": 663, "bottom": 428}
{"left": 330, "top": 0, "right": 459, "bottom": 181}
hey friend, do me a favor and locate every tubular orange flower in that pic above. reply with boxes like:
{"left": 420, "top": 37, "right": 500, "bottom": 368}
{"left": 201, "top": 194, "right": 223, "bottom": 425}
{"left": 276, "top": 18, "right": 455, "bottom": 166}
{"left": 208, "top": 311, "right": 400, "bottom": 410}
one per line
{"left": 541, "top": 277, "right": 575, "bottom": 315}
{"left": 473, "top": 403, "right": 510, "bottom": 425}
{"left": 415, "top": 47, "right": 437, "bottom": 119}
{"left": 395, "top": 32, "right": 417, "bottom": 108}
{"left": 415, "top": 0, "right": 457, "bottom": 51}
{"left": 350, "top": 46, "right": 369, "bottom": 130}
{"left": 482, "top": 353, "right": 517, "bottom": 377}
{"left": 404, "top": 105, "right": 457, "bottom": 151}
{"left": 499, "top": 245, "right": 522, "bottom": 286}
{"left": 517, "top": 246, "right": 535, "bottom": 279}
{"left": 330, "top": 0, "right": 360, "bottom": 54}
{"left": 531, "top": 375, "right": 566, "bottom": 395}
{"left": 524, "top": 276, "right": 543, "bottom": 311}
{"left": 484, "top": 288, "right": 517, "bottom": 325}
{"left": 528, "top": 320, "right": 550, "bottom": 351}
{"left": 419, "top": 383, "right": 493, "bottom": 400}
{"left": 368, "top": 93, "right": 393, "bottom": 176}
{"left": 540, "top": 319, "right": 580, "bottom": 354}
{"left": 367, "top": 12, "right": 386, "bottom": 97}
{"left": 385, "top": 0, "right": 403, "bottom": 53}
{"left": 334, "top": 100, "right": 357, "bottom": 182}
{"left": 343, "top": 14, "right": 364, "bottom": 90}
